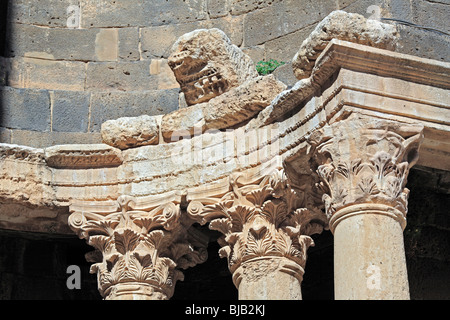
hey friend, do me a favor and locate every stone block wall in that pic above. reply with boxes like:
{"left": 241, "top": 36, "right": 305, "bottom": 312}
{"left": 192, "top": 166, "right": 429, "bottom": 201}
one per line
{"left": 0, "top": 0, "right": 449, "bottom": 147}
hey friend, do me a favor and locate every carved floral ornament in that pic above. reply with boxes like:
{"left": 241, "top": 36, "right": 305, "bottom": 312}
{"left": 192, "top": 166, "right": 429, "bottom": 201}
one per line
{"left": 307, "top": 114, "right": 424, "bottom": 232}
{"left": 63, "top": 12, "right": 429, "bottom": 298}
{"left": 67, "top": 114, "right": 425, "bottom": 298}
{"left": 69, "top": 194, "right": 208, "bottom": 300}
{"left": 187, "top": 167, "right": 328, "bottom": 287}
{"left": 68, "top": 166, "right": 327, "bottom": 298}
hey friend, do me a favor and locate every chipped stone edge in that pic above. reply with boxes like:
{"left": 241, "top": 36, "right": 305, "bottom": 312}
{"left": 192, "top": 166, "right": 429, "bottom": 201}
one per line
{"left": 291, "top": 10, "right": 400, "bottom": 81}
{"left": 44, "top": 144, "right": 123, "bottom": 169}
{"left": 247, "top": 38, "right": 450, "bottom": 129}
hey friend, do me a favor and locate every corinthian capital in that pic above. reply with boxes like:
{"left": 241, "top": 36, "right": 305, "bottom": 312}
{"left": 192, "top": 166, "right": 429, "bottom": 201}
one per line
{"left": 188, "top": 168, "right": 327, "bottom": 288}
{"left": 68, "top": 194, "right": 207, "bottom": 300}
{"left": 308, "top": 113, "right": 424, "bottom": 231}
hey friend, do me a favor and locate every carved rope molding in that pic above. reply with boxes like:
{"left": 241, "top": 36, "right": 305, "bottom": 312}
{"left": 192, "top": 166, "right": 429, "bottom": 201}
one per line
{"left": 307, "top": 113, "right": 424, "bottom": 233}
{"left": 187, "top": 167, "right": 327, "bottom": 288}
{"left": 68, "top": 193, "right": 208, "bottom": 300}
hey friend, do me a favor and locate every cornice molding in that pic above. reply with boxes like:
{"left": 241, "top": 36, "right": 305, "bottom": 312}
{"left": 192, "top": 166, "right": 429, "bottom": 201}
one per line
{"left": 1, "top": 40, "right": 448, "bottom": 235}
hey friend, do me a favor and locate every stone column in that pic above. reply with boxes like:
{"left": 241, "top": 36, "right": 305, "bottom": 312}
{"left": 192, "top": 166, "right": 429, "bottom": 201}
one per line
{"left": 308, "top": 114, "right": 424, "bottom": 300}
{"left": 68, "top": 194, "right": 208, "bottom": 300}
{"left": 189, "top": 168, "right": 327, "bottom": 300}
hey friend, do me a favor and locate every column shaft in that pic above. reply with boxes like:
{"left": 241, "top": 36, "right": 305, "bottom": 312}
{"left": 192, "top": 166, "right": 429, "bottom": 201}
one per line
{"left": 333, "top": 205, "right": 409, "bottom": 299}
{"left": 308, "top": 113, "right": 424, "bottom": 300}
{"left": 235, "top": 258, "right": 303, "bottom": 300}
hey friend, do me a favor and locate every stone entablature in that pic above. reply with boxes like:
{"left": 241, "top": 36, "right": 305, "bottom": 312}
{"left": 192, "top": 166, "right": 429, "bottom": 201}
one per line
{"left": 0, "top": 11, "right": 449, "bottom": 299}
{"left": 1, "top": 40, "right": 447, "bottom": 211}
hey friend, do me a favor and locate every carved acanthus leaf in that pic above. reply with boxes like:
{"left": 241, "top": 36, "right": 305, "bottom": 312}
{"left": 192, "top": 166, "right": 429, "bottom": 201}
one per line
{"left": 68, "top": 195, "right": 207, "bottom": 300}
{"left": 193, "top": 168, "right": 327, "bottom": 274}
{"left": 308, "top": 114, "right": 424, "bottom": 220}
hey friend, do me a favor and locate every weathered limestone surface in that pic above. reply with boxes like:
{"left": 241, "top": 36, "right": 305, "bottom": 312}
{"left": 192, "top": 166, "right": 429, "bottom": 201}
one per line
{"left": 0, "top": 143, "right": 51, "bottom": 207}
{"left": 292, "top": 10, "right": 399, "bottom": 80}
{"left": 248, "top": 40, "right": 450, "bottom": 168}
{"left": 101, "top": 115, "right": 160, "bottom": 150}
{"left": 69, "top": 194, "right": 208, "bottom": 300}
{"left": 161, "top": 75, "right": 286, "bottom": 141}
{"left": 0, "top": 36, "right": 447, "bottom": 219}
{"left": 0, "top": 36, "right": 448, "bottom": 220}
{"left": 308, "top": 113, "right": 423, "bottom": 299}
{"left": 168, "top": 28, "right": 258, "bottom": 106}
{"left": 1, "top": 1, "right": 448, "bottom": 149}
{"left": 187, "top": 169, "right": 327, "bottom": 299}
{"left": 334, "top": 211, "right": 410, "bottom": 299}
{"left": 44, "top": 144, "right": 123, "bottom": 169}
{"left": 308, "top": 113, "right": 423, "bottom": 223}
{"left": 0, "top": 8, "right": 449, "bottom": 300}
{"left": 103, "top": 28, "right": 285, "bottom": 148}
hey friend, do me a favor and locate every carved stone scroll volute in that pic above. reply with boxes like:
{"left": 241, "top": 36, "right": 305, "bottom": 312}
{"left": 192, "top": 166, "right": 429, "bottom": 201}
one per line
{"left": 307, "top": 113, "right": 424, "bottom": 300}
{"left": 308, "top": 113, "right": 424, "bottom": 231}
{"left": 69, "top": 194, "right": 208, "bottom": 300}
{"left": 188, "top": 168, "right": 327, "bottom": 299}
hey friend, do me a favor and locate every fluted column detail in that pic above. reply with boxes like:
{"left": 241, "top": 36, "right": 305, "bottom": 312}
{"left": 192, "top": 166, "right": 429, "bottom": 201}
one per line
{"left": 308, "top": 113, "right": 424, "bottom": 299}
{"left": 68, "top": 194, "right": 207, "bottom": 300}
{"left": 189, "top": 168, "right": 327, "bottom": 300}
